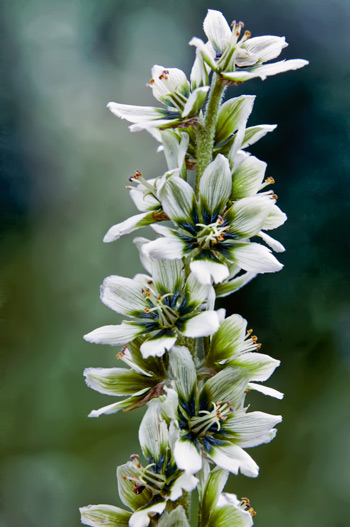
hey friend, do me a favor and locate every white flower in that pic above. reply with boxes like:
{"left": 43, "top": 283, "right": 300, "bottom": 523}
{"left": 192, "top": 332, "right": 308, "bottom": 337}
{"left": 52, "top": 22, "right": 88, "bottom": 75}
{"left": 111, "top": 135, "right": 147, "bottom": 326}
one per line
{"left": 190, "top": 9, "right": 308, "bottom": 83}
{"left": 84, "top": 259, "right": 219, "bottom": 358}
{"left": 108, "top": 65, "right": 209, "bottom": 133}
{"left": 166, "top": 346, "right": 281, "bottom": 478}
{"left": 143, "top": 155, "right": 283, "bottom": 284}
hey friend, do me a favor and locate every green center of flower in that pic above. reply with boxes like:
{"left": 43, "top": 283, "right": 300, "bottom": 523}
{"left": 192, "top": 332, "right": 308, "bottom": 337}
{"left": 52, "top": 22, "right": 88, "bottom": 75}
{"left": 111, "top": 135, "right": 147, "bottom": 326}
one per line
{"left": 196, "top": 216, "right": 228, "bottom": 249}
{"left": 189, "top": 401, "right": 233, "bottom": 436}
{"left": 127, "top": 455, "right": 166, "bottom": 496}
{"left": 144, "top": 287, "right": 179, "bottom": 328}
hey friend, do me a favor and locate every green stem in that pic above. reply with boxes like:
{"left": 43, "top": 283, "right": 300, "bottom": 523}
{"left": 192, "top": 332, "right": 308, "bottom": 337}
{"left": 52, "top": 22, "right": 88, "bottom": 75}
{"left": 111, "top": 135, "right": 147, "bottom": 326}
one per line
{"left": 195, "top": 73, "right": 225, "bottom": 195}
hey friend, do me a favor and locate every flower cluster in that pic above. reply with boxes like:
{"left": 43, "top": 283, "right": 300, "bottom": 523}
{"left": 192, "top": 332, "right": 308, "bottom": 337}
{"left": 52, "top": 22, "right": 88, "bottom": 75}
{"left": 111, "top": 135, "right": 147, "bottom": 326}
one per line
{"left": 80, "top": 9, "right": 307, "bottom": 527}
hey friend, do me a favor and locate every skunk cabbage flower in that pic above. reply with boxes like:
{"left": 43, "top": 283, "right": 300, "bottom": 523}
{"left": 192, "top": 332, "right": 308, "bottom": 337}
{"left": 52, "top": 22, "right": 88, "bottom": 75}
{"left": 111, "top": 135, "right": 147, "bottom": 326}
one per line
{"left": 108, "top": 65, "right": 209, "bottom": 133}
{"left": 190, "top": 9, "right": 309, "bottom": 82}
{"left": 84, "top": 259, "right": 219, "bottom": 358}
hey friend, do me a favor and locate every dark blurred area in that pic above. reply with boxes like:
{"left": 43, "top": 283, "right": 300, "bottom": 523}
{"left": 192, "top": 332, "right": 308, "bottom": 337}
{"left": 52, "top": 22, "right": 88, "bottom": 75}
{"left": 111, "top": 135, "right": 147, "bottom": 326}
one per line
{"left": 1, "top": 1, "right": 349, "bottom": 526}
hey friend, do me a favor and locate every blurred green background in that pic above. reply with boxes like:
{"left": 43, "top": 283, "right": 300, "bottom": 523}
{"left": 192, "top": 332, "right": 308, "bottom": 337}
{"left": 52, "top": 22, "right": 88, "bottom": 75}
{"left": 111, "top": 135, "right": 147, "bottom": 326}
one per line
{"left": 1, "top": 0, "right": 349, "bottom": 526}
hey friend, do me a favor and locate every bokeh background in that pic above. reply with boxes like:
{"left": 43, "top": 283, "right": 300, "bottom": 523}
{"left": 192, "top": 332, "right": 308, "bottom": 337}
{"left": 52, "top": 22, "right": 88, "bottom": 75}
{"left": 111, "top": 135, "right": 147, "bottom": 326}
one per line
{"left": 1, "top": 0, "right": 349, "bottom": 526}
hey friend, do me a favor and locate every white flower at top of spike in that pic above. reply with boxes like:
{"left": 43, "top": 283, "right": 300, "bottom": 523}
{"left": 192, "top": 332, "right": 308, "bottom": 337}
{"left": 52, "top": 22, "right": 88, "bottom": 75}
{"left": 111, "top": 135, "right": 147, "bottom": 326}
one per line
{"left": 108, "top": 65, "right": 209, "bottom": 134}
{"left": 84, "top": 258, "right": 219, "bottom": 358}
{"left": 143, "top": 155, "right": 284, "bottom": 284}
{"left": 190, "top": 9, "right": 308, "bottom": 83}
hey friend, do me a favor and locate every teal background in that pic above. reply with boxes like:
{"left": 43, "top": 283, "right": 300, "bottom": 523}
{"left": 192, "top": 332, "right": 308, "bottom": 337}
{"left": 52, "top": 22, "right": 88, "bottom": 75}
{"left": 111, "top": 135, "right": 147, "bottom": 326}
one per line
{"left": 1, "top": 1, "right": 349, "bottom": 526}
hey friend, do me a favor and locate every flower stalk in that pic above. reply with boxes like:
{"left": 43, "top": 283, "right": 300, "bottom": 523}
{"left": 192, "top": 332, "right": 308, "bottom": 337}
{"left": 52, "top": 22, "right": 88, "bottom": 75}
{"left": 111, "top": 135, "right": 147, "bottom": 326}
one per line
{"left": 195, "top": 72, "right": 225, "bottom": 191}
{"left": 80, "top": 9, "right": 307, "bottom": 527}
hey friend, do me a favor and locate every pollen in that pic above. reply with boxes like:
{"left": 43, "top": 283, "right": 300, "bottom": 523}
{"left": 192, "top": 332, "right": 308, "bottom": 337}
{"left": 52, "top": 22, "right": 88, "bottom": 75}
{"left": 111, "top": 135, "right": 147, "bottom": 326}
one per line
{"left": 217, "top": 234, "right": 224, "bottom": 241}
{"left": 144, "top": 308, "right": 150, "bottom": 313}
{"left": 245, "top": 30, "right": 251, "bottom": 38}
{"left": 272, "top": 193, "right": 278, "bottom": 200}
{"left": 251, "top": 335, "right": 258, "bottom": 342}
{"left": 247, "top": 329, "right": 253, "bottom": 335}
{"left": 249, "top": 507, "right": 257, "bottom": 516}
{"left": 149, "top": 78, "right": 155, "bottom": 84}
{"left": 266, "top": 177, "right": 275, "bottom": 184}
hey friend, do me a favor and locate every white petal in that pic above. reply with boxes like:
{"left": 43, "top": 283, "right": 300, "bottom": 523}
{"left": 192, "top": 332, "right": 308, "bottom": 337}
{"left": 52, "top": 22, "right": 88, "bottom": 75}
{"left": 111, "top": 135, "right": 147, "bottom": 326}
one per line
{"left": 103, "top": 212, "right": 155, "bottom": 243}
{"left": 248, "top": 382, "right": 284, "bottom": 399}
{"left": 170, "top": 472, "right": 198, "bottom": 501}
{"left": 80, "top": 504, "right": 130, "bottom": 527}
{"left": 159, "top": 176, "right": 196, "bottom": 223}
{"left": 140, "top": 336, "right": 176, "bottom": 358}
{"left": 133, "top": 237, "right": 153, "bottom": 274}
{"left": 107, "top": 102, "right": 168, "bottom": 123}
{"left": 215, "top": 494, "right": 253, "bottom": 527}
{"left": 263, "top": 204, "right": 287, "bottom": 230}
{"left": 139, "top": 403, "right": 169, "bottom": 461}
{"left": 190, "top": 259, "right": 229, "bottom": 285}
{"left": 210, "top": 314, "right": 247, "bottom": 362}
{"left": 189, "top": 37, "right": 218, "bottom": 71}
{"left": 215, "top": 271, "right": 257, "bottom": 297}
{"left": 129, "top": 187, "right": 159, "bottom": 212}
{"left": 190, "top": 48, "right": 211, "bottom": 89}
{"left": 203, "top": 9, "right": 232, "bottom": 51}
{"left": 88, "top": 400, "right": 127, "bottom": 418}
{"left": 239, "top": 35, "right": 288, "bottom": 65}
{"left": 241, "top": 124, "right": 277, "bottom": 149}
{"left": 101, "top": 275, "right": 146, "bottom": 315}
{"left": 151, "top": 258, "right": 183, "bottom": 294}
{"left": 185, "top": 272, "right": 213, "bottom": 305}
{"left": 222, "top": 59, "right": 309, "bottom": 82}
{"left": 231, "top": 352, "right": 280, "bottom": 382}
{"left": 174, "top": 439, "right": 202, "bottom": 474}
{"left": 199, "top": 154, "right": 232, "bottom": 218}
{"left": 150, "top": 65, "right": 189, "bottom": 106}
{"left": 228, "top": 196, "right": 275, "bottom": 237}
{"left": 232, "top": 243, "right": 283, "bottom": 273}
{"left": 225, "top": 411, "right": 282, "bottom": 446}
{"left": 209, "top": 444, "right": 259, "bottom": 477}
{"left": 182, "top": 311, "right": 220, "bottom": 338}
{"left": 215, "top": 95, "right": 255, "bottom": 146}
{"left": 142, "top": 236, "right": 185, "bottom": 260}
{"left": 161, "top": 130, "right": 189, "bottom": 171}
{"left": 129, "top": 502, "right": 166, "bottom": 527}
{"left": 258, "top": 231, "right": 285, "bottom": 252}
{"left": 168, "top": 346, "right": 197, "bottom": 401}
{"left": 84, "top": 324, "right": 142, "bottom": 346}
{"left": 182, "top": 86, "right": 209, "bottom": 118}
{"left": 231, "top": 155, "right": 267, "bottom": 199}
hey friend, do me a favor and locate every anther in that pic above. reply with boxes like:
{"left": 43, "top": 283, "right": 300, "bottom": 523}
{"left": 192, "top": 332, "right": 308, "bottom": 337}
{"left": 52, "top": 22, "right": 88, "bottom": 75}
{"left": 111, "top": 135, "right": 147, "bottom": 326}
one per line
{"left": 247, "top": 329, "right": 253, "bottom": 335}
{"left": 163, "top": 70, "right": 169, "bottom": 75}
{"left": 245, "top": 30, "right": 251, "bottom": 38}
{"left": 147, "top": 280, "right": 153, "bottom": 285}
{"left": 272, "top": 194, "right": 278, "bottom": 200}
{"left": 251, "top": 335, "right": 258, "bottom": 342}
{"left": 130, "top": 454, "right": 139, "bottom": 461}
{"left": 144, "top": 308, "right": 150, "bottom": 313}
{"left": 256, "top": 343, "right": 262, "bottom": 350}
{"left": 249, "top": 508, "right": 257, "bottom": 516}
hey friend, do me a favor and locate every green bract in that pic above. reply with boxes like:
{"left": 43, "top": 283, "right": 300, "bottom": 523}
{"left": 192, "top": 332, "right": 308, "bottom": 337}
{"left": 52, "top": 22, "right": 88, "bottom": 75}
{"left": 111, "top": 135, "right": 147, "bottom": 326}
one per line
{"left": 81, "top": 8, "right": 307, "bottom": 527}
